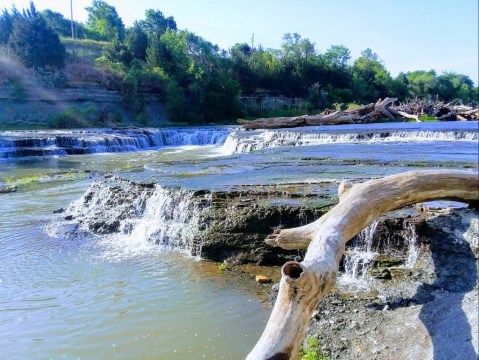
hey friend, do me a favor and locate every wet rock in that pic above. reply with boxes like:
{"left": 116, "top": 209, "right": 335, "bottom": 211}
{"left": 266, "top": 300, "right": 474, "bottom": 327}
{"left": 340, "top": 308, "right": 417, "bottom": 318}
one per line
{"left": 0, "top": 185, "right": 17, "bottom": 193}
{"left": 61, "top": 175, "right": 332, "bottom": 265}
{"left": 255, "top": 275, "right": 272, "bottom": 283}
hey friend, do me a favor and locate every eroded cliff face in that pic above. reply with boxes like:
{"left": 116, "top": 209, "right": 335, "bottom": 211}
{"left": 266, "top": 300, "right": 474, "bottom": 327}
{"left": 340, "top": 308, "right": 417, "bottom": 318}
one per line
{"left": 0, "top": 83, "right": 167, "bottom": 128}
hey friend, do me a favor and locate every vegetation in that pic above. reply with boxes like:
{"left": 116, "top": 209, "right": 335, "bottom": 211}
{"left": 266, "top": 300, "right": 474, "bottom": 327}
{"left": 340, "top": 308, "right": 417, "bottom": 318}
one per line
{"left": 1, "top": 3, "right": 65, "bottom": 71}
{"left": 300, "top": 337, "right": 328, "bottom": 360}
{"left": 0, "top": 1, "right": 477, "bottom": 127}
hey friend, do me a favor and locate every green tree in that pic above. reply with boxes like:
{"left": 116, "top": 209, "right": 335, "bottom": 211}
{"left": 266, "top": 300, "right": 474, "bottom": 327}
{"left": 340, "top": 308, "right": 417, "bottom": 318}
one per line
{"left": 0, "top": 8, "right": 16, "bottom": 44}
{"left": 7, "top": 2, "right": 65, "bottom": 70}
{"left": 434, "top": 72, "right": 475, "bottom": 102}
{"left": 406, "top": 70, "right": 437, "bottom": 98}
{"left": 323, "top": 44, "right": 351, "bottom": 68}
{"left": 229, "top": 43, "right": 256, "bottom": 93}
{"left": 139, "top": 9, "right": 176, "bottom": 35}
{"left": 103, "top": 37, "right": 132, "bottom": 65}
{"left": 85, "top": 0, "right": 125, "bottom": 41}
{"left": 351, "top": 48, "right": 393, "bottom": 101}
{"left": 126, "top": 23, "right": 148, "bottom": 60}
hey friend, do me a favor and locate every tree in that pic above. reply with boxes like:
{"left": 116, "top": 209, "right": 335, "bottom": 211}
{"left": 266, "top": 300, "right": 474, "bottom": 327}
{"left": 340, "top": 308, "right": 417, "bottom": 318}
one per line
{"left": 40, "top": 10, "right": 71, "bottom": 37}
{"left": 434, "top": 72, "right": 475, "bottom": 102}
{"left": 0, "top": 9, "right": 15, "bottom": 44}
{"left": 85, "top": 0, "right": 125, "bottom": 41}
{"left": 406, "top": 70, "right": 437, "bottom": 98}
{"left": 323, "top": 44, "right": 351, "bottom": 68}
{"left": 351, "top": 48, "right": 393, "bottom": 102}
{"left": 139, "top": 9, "right": 176, "bottom": 35}
{"left": 7, "top": 2, "right": 65, "bottom": 70}
{"left": 103, "top": 37, "right": 132, "bottom": 65}
{"left": 126, "top": 23, "right": 148, "bottom": 60}
{"left": 248, "top": 170, "right": 478, "bottom": 359}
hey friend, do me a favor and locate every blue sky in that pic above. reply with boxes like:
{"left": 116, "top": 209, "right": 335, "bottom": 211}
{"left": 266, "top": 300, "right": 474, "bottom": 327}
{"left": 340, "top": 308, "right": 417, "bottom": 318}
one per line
{"left": 2, "top": 0, "right": 478, "bottom": 85}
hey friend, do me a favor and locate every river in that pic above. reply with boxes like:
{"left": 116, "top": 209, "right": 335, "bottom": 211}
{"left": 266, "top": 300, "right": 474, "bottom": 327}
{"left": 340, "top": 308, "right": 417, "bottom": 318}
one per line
{"left": 0, "top": 121, "right": 477, "bottom": 359}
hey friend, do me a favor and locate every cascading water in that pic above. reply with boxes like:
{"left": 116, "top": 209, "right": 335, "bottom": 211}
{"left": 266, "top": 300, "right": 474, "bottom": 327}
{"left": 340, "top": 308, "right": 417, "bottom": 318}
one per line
{"left": 221, "top": 127, "right": 479, "bottom": 155}
{"left": 0, "top": 127, "right": 231, "bottom": 158}
{"left": 117, "top": 186, "right": 211, "bottom": 257}
{"left": 403, "top": 221, "right": 419, "bottom": 268}
{"left": 338, "top": 220, "right": 380, "bottom": 291}
{"left": 48, "top": 177, "right": 212, "bottom": 258}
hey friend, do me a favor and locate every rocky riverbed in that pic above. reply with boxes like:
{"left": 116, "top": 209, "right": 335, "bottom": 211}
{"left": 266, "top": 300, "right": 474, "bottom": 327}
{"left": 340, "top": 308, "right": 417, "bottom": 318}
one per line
{"left": 267, "top": 206, "right": 478, "bottom": 359}
{"left": 53, "top": 174, "right": 478, "bottom": 359}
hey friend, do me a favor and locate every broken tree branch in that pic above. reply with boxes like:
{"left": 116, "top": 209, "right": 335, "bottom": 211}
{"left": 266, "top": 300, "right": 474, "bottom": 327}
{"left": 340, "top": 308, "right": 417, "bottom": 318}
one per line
{"left": 238, "top": 98, "right": 478, "bottom": 129}
{"left": 248, "top": 170, "right": 479, "bottom": 359}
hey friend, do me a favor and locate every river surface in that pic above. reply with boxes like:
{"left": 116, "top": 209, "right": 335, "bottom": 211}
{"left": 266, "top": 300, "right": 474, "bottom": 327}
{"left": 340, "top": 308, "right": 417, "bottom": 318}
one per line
{"left": 0, "top": 121, "right": 478, "bottom": 359}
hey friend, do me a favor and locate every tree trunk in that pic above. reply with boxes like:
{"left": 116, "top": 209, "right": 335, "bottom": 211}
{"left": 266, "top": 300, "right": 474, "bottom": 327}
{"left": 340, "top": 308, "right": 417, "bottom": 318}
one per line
{"left": 247, "top": 170, "right": 479, "bottom": 360}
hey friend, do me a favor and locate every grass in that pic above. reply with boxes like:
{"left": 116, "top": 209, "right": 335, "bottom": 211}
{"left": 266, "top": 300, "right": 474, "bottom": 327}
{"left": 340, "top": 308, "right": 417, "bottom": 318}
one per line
{"left": 217, "top": 261, "right": 228, "bottom": 271}
{"left": 62, "top": 38, "right": 107, "bottom": 64}
{"left": 299, "top": 337, "right": 329, "bottom": 360}
{"left": 419, "top": 114, "right": 439, "bottom": 122}
{"left": 1, "top": 123, "right": 50, "bottom": 131}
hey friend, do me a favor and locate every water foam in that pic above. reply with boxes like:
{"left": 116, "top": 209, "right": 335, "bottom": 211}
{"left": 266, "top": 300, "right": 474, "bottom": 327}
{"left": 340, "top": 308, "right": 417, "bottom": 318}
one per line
{"left": 0, "top": 128, "right": 231, "bottom": 158}
{"left": 221, "top": 128, "right": 479, "bottom": 155}
{"left": 338, "top": 220, "right": 380, "bottom": 291}
{"left": 48, "top": 178, "right": 211, "bottom": 260}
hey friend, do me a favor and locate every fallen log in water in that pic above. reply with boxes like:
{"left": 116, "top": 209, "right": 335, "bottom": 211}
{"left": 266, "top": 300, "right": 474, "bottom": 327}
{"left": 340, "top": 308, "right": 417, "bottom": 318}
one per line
{"left": 247, "top": 170, "right": 479, "bottom": 359}
{"left": 238, "top": 98, "right": 478, "bottom": 129}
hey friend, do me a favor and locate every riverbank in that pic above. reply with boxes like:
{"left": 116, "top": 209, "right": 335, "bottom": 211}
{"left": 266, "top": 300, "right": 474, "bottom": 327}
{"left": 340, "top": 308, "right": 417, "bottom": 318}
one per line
{"left": 266, "top": 206, "right": 478, "bottom": 359}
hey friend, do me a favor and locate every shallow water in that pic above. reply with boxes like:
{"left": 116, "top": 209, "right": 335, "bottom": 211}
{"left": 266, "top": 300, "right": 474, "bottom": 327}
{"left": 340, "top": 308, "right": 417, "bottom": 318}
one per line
{"left": 0, "top": 121, "right": 477, "bottom": 359}
{"left": 0, "top": 181, "right": 271, "bottom": 359}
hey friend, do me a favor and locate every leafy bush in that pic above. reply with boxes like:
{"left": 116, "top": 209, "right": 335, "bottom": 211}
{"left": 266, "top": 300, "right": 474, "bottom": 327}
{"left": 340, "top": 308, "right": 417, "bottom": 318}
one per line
{"left": 50, "top": 105, "right": 98, "bottom": 128}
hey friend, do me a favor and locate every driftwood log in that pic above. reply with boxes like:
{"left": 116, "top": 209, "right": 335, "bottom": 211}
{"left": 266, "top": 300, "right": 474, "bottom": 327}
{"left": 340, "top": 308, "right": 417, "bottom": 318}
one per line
{"left": 247, "top": 170, "right": 479, "bottom": 359}
{"left": 238, "top": 98, "right": 478, "bottom": 129}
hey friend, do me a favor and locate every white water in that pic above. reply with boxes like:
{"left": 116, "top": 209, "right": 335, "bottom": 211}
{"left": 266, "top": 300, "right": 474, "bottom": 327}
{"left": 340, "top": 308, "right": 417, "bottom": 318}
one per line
{"left": 221, "top": 128, "right": 479, "bottom": 155}
{"left": 52, "top": 179, "right": 211, "bottom": 258}
{"left": 338, "top": 220, "right": 380, "bottom": 291}
{"left": 404, "top": 221, "right": 419, "bottom": 268}
{"left": 0, "top": 127, "right": 231, "bottom": 158}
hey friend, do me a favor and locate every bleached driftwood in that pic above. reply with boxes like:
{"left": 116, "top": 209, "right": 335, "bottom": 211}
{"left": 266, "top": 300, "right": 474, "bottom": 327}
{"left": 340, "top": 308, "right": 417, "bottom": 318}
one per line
{"left": 247, "top": 170, "right": 479, "bottom": 359}
{"left": 238, "top": 98, "right": 478, "bottom": 129}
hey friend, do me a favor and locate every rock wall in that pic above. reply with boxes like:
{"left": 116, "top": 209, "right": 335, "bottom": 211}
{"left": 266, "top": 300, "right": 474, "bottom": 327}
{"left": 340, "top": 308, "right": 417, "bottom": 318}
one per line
{"left": 0, "top": 83, "right": 168, "bottom": 127}
{"left": 58, "top": 175, "right": 334, "bottom": 265}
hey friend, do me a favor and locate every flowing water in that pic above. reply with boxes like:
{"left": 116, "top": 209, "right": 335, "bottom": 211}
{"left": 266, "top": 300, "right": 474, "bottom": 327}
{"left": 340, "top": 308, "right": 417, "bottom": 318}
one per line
{"left": 0, "top": 121, "right": 478, "bottom": 358}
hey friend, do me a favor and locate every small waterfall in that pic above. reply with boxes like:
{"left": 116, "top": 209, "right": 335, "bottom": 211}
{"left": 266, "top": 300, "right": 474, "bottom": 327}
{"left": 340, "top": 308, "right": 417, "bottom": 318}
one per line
{"left": 117, "top": 187, "right": 211, "bottom": 257}
{"left": 54, "top": 177, "right": 211, "bottom": 257}
{"left": 0, "top": 127, "right": 232, "bottom": 158}
{"left": 403, "top": 221, "right": 419, "bottom": 268}
{"left": 222, "top": 128, "right": 479, "bottom": 154}
{"left": 338, "top": 220, "right": 380, "bottom": 291}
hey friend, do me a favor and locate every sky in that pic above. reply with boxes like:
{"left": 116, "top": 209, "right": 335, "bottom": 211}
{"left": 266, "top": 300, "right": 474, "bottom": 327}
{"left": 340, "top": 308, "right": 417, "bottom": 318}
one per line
{"left": 1, "top": 0, "right": 478, "bottom": 85}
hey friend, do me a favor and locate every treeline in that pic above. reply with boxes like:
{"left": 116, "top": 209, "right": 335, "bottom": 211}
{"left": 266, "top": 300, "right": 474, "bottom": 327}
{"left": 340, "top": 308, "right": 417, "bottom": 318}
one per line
{"left": 0, "top": 1, "right": 477, "bottom": 124}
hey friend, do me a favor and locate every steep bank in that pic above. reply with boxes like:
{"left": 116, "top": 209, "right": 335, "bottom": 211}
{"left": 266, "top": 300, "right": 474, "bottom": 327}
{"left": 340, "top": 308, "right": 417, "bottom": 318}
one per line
{"left": 0, "top": 82, "right": 167, "bottom": 129}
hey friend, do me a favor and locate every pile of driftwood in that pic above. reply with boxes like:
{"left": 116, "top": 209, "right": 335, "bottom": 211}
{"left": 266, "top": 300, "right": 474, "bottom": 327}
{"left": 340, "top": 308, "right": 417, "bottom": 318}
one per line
{"left": 238, "top": 97, "right": 479, "bottom": 129}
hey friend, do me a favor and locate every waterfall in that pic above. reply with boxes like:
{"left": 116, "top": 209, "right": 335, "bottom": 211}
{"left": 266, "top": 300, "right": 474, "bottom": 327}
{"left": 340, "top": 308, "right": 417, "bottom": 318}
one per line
{"left": 0, "top": 127, "right": 232, "bottom": 158}
{"left": 51, "top": 177, "right": 212, "bottom": 257}
{"left": 403, "top": 221, "right": 419, "bottom": 268}
{"left": 117, "top": 187, "right": 211, "bottom": 257}
{"left": 338, "top": 220, "right": 380, "bottom": 291}
{"left": 221, "top": 128, "right": 479, "bottom": 155}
